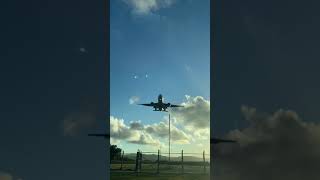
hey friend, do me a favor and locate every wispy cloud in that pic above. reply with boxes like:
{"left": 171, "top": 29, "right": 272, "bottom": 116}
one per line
{"left": 123, "top": 0, "right": 177, "bottom": 15}
{"left": 129, "top": 96, "right": 140, "bottom": 104}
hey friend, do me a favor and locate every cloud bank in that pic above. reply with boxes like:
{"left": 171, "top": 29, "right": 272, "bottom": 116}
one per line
{"left": 170, "top": 95, "right": 210, "bottom": 128}
{"left": 110, "top": 116, "right": 190, "bottom": 147}
{"left": 170, "top": 95, "right": 210, "bottom": 139}
{"left": 213, "top": 106, "right": 320, "bottom": 180}
{"left": 111, "top": 95, "right": 210, "bottom": 147}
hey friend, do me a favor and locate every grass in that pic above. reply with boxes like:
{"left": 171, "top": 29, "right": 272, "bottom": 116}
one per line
{"left": 110, "top": 163, "right": 210, "bottom": 180}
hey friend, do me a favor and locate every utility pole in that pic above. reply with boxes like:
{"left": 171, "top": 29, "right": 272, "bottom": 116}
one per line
{"left": 169, "top": 113, "right": 171, "bottom": 162}
{"left": 118, "top": 119, "right": 120, "bottom": 138}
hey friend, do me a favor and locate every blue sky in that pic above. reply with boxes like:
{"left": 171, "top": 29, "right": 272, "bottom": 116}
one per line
{"left": 110, "top": 0, "right": 210, "bottom": 154}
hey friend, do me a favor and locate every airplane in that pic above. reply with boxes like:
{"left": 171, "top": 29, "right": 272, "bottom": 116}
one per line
{"left": 138, "top": 94, "right": 184, "bottom": 112}
{"left": 211, "top": 138, "right": 237, "bottom": 144}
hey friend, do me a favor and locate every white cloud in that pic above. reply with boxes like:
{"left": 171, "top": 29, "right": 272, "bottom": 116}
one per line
{"left": 110, "top": 95, "right": 210, "bottom": 150}
{"left": 129, "top": 96, "right": 140, "bottom": 104}
{"left": 110, "top": 116, "right": 191, "bottom": 146}
{"left": 110, "top": 116, "right": 137, "bottom": 140}
{"left": 130, "top": 120, "right": 144, "bottom": 130}
{"left": 123, "top": 0, "right": 176, "bottom": 15}
{"left": 110, "top": 116, "right": 160, "bottom": 146}
{"left": 145, "top": 121, "right": 191, "bottom": 144}
{"left": 167, "top": 95, "right": 210, "bottom": 141}
{"left": 170, "top": 95, "right": 210, "bottom": 129}
{"left": 110, "top": 138, "right": 120, "bottom": 145}
{"left": 128, "top": 132, "right": 161, "bottom": 146}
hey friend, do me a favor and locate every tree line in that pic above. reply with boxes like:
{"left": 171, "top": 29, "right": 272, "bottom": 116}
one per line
{"left": 110, "top": 144, "right": 122, "bottom": 161}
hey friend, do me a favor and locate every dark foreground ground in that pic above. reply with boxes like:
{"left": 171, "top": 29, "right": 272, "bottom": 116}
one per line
{"left": 111, "top": 164, "right": 210, "bottom": 180}
{"left": 111, "top": 172, "right": 210, "bottom": 180}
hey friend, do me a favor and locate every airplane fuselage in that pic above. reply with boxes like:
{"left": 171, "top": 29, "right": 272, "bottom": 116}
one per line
{"left": 152, "top": 94, "right": 170, "bottom": 111}
{"left": 139, "top": 94, "right": 182, "bottom": 112}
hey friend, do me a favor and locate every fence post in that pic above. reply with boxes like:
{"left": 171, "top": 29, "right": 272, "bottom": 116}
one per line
{"left": 135, "top": 151, "right": 139, "bottom": 173}
{"left": 181, "top": 150, "right": 184, "bottom": 174}
{"left": 203, "top": 150, "right": 206, "bottom": 173}
{"left": 120, "top": 150, "right": 124, "bottom": 170}
{"left": 157, "top": 149, "right": 160, "bottom": 174}
{"left": 139, "top": 151, "right": 142, "bottom": 171}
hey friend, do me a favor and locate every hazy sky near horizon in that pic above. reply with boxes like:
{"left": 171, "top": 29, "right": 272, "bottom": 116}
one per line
{"left": 110, "top": 0, "right": 210, "bottom": 155}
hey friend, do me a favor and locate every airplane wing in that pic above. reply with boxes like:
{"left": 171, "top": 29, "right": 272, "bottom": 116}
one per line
{"left": 88, "top": 133, "right": 110, "bottom": 138}
{"left": 170, "top": 104, "right": 184, "bottom": 107}
{"left": 211, "top": 138, "right": 236, "bottom": 144}
{"left": 138, "top": 103, "right": 154, "bottom": 106}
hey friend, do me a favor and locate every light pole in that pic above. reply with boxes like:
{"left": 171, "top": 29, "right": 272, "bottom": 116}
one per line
{"left": 169, "top": 113, "right": 171, "bottom": 162}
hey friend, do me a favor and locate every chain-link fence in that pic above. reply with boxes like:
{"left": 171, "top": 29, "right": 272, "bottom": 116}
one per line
{"left": 111, "top": 149, "right": 210, "bottom": 175}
